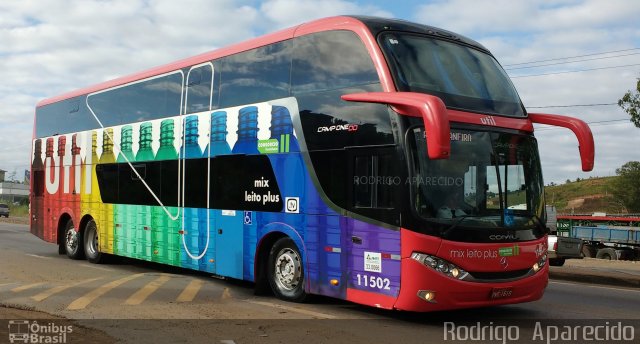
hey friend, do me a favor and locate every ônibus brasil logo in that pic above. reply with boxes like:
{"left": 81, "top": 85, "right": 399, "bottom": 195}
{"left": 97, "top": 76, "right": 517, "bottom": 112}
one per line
{"left": 8, "top": 320, "right": 73, "bottom": 343}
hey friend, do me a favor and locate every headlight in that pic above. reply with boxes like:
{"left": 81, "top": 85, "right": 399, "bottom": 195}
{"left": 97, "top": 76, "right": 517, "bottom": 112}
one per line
{"left": 411, "top": 252, "right": 469, "bottom": 280}
{"left": 533, "top": 252, "right": 548, "bottom": 272}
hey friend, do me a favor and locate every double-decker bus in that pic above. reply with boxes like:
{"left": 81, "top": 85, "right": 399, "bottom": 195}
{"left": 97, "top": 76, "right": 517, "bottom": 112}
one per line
{"left": 30, "top": 16, "right": 594, "bottom": 311}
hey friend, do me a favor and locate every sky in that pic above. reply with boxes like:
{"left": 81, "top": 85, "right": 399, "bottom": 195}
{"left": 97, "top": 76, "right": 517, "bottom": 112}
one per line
{"left": 1, "top": 0, "right": 639, "bottom": 185}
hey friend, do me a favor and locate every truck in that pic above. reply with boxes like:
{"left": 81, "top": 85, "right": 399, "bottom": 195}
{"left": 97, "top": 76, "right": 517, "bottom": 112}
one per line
{"left": 546, "top": 205, "right": 583, "bottom": 266}
{"left": 558, "top": 214, "right": 640, "bottom": 261}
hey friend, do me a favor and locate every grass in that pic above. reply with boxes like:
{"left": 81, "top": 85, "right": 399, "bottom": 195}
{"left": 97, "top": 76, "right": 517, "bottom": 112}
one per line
{"left": 0, "top": 200, "right": 29, "bottom": 218}
{"left": 545, "top": 176, "right": 623, "bottom": 214}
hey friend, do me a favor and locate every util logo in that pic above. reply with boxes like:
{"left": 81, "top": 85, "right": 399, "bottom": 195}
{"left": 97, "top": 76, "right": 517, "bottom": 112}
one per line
{"left": 480, "top": 116, "right": 497, "bottom": 126}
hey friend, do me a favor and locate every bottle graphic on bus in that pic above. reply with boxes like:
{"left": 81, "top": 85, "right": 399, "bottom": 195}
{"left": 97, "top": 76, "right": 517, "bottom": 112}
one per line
{"left": 232, "top": 106, "right": 260, "bottom": 154}
{"left": 31, "top": 139, "right": 45, "bottom": 239}
{"left": 44, "top": 138, "right": 56, "bottom": 238}
{"left": 152, "top": 119, "right": 180, "bottom": 265}
{"left": 88, "top": 131, "right": 103, "bottom": 249}
{"left": 201, "top": 111, "right": 233, "bottom": 272}
{"left": 114, "top": 125, "right": 134, "bottom": 256}
{"left": 233, "top": 106, "right": 261, "bottom": 279}
{"left": 180, "top": 115, "right": 204, "bottom": 270}
{"left": 80, "top": 133, "right": 95, "bottom": 240}
{"left": 98, "top": 128, "right": 115, "bottom": 254}
{"left": 135, "top": 123, "right": 154, "bottom": 259}
{"left": 56, "top": 136, "right": 67, "bottom": 218}
{"left": 209, "top": 110, "right": 249, "bottom": 275}
{"left": 70, "top": 134, "right": 82, "bottom": 224}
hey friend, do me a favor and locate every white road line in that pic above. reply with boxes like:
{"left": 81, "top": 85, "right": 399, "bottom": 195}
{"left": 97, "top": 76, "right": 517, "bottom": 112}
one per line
{"left": 549, "top": 280, "right": 640, "bottom": 293}
{"left": 25, "top": 254, "right": 52, "bottom": 259}
{"left": 243, "top": 299, "right": 337, "bottom": 319}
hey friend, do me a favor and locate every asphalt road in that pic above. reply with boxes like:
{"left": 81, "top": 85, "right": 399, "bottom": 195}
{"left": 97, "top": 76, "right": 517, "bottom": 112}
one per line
{"left": 1, "top": 221, "right": 639, "bottom": 344}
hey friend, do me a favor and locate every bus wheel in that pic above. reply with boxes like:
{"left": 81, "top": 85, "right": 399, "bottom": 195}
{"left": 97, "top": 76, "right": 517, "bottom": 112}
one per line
{"left": 64, "top": 220, "right": 84, "bottom": 260}
{"left": 268, "top": 237, "right": 307, "bottom": 302}
{"left": 84, "top": 220, "right": 104, "bottom": 264}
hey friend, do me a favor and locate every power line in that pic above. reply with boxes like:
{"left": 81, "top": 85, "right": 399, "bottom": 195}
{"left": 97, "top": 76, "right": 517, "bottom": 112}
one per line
{"left": 509, "top": 63, "right": 640, "bottom": 78}
{"left": 527, "top": 103, "right": 617, "bottom": 109}
{"left": 503, "top": 48, "right": 640, "bottom": 67}
{"left": 505, "top": 52, "right": 640, "bottom": 70}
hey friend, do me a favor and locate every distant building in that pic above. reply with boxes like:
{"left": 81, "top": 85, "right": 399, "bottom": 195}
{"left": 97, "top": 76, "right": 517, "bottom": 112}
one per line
{"left": 0, "top": 169, "right": 5, "bottom": 182}
{"left": 0, "top": 182, "right": 29, "bottom": 203}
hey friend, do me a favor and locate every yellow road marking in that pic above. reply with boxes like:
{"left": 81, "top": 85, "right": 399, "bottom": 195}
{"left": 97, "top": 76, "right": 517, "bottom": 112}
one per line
{"left": 31, "top": 277, "right": 103, "bottom": 302}
{"left": 124, "top": 275, "right": 171, "bottom": 305}
{"left": 11, "top": 282, "right": 45, "bottom": 293}
{"left": 221, "top": 287, "right": 232, "bottom": 300}
{"left": 176, "top": 279, "right": 203, "bottom": 302}
{"left": 67, "top": 273, "right": 144, "bottom": 310}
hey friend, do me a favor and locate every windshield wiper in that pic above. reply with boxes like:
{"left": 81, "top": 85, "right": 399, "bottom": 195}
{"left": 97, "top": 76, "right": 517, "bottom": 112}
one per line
{"left": 441, "top": 214, "right": 481, "bottom": 237}
{"left": 528, "top": 213, "right": 548, "bottom": 235}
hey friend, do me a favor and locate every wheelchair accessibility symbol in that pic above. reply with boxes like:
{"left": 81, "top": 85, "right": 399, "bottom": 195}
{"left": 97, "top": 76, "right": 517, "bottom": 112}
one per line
{"left": 244, "top": 211, "right": 252, "bottom": 225}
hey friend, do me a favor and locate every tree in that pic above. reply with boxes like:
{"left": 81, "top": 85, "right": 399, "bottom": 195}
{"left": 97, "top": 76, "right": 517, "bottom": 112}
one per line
{"left": 618, "top": 78, "right": 640, "bottom": 128}
{"left": 610, "top": 161, "right": 640, "bottom": 212}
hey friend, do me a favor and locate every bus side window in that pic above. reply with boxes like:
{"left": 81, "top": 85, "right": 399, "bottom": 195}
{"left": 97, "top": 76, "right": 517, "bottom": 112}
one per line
{"left": 218, "top": 40, "right": 292, "bottom": 108}
{"left": 291, "top": 30, "right": 379, "bottom": 94}
{"left": 353, "top": 154, "right": 395, "bottom": 209}
{"left": 185, "top": 64, "right": 214, "bottom": 114}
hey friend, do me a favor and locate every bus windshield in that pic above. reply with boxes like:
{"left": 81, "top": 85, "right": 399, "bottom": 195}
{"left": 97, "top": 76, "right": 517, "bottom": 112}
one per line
{"left": 409, "top": 127, "right": 545, "bottom": 240}
{"left": 380, "top": 32, "right": 525, "bottom": 117}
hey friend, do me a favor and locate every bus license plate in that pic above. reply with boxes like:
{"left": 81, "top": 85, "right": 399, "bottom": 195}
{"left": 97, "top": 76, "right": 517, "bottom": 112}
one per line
{"left": 490, "top": 287, "right": 513, "bottom": 299}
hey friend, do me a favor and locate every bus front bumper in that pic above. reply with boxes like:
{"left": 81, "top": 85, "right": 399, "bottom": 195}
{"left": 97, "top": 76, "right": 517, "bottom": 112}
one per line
{"left": 393, "top": 258, "right": 548, "bottom": 312}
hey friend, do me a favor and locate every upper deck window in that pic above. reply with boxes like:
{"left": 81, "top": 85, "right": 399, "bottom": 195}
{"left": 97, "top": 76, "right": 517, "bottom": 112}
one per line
{"left": 380, "top": 32, "right": 525, "bottom": 117}
{"left": 292, "top": 30, "right": 379, "bottom": 93}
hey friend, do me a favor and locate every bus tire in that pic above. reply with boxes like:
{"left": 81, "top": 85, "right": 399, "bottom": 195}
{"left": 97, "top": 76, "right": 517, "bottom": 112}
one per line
{"left": 84, "top": 220, "right": 104, "bottom": 264}
{"left": 268, "top": 237, "right": 307, "bottom": 302}
{"left": 64, "top": 219, "right": 84, "bottom": 260}
{"left": 595, "top": 247, "right": 617, "bottom": 260}
{"left": 581, "top": 245, "right": 596, "bottom": 258}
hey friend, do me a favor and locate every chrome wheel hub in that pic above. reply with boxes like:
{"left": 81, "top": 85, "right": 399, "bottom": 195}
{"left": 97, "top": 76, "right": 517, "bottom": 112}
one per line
{"left": 65, "top": 228, "right": 77, "bottom": 252}
{"left": 274, "top": 248, "right": 301, "bottom": 291}
{"left": 86, "top": 226, "right": 98, "bottom": 256}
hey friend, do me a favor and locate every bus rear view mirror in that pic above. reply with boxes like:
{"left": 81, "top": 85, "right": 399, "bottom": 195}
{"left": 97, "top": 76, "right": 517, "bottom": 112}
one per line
{"left": 341, "top": 92, "right": 450, "bottom": 159}
{"left": 529, "top": 113, "right": 595, "bottom": 172}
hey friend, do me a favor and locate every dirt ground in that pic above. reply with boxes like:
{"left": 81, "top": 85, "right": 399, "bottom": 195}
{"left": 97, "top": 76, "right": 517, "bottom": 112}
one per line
{"left": 0, "top": 215, "right": 29, "bottom": 225}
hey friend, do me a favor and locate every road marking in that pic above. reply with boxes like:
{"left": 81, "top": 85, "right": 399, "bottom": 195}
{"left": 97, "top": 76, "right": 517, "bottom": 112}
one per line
{"left": 176, "top": 279, "right": 203, "bottom": 302}
{"left": 221, "top": 287, "right": 232, "bottom": 300}
{"left": 243, "top": 299, "right": 337, "bottom": 319}
{"left": 550, "top": 281, "right": 640, "bottom": 293}
{"left": 11, "top": 282, "right": 45, "bottom": 293}
{"left": 124, "top": 275, "right": 172, "bottom": 305}
{"left": 31, "top": 277, "right": 103, "bottom": 302}
{"left": 25, "top": 254, "right": 51, "bottom": 259}
{"left": 79, "top": 263, "right": 115, "bottom": 272}
{"left": 67, "top": 273, "right": 145, "bottom": 310}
